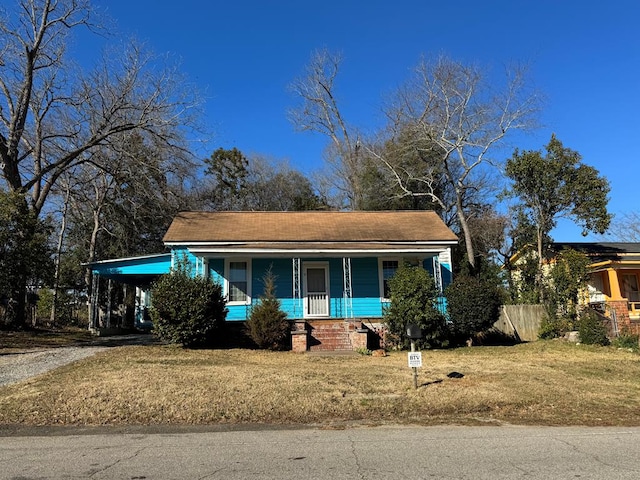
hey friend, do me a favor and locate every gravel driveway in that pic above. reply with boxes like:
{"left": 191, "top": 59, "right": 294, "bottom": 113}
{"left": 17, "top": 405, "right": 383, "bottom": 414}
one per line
{"left": 0, "top": 334, "right": 158, "bottom": 387}
{"left": 0, "top": 347, "right": 108, "bottom": 387}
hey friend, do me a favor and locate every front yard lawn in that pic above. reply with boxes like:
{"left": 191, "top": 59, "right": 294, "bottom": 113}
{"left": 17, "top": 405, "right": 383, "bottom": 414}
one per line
{"left": 1, "top": 340, "right": 639, "bottom": 427}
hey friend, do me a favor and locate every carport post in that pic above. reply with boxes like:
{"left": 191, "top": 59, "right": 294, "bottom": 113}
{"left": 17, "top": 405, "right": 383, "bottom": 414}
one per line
{"left": 89, "top": 274, "right": 100, "bottom": 330}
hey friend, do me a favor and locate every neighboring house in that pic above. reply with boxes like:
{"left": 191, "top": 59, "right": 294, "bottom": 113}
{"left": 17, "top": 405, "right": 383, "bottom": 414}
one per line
{"left": 554, "top": 242, "right": 640, "bottom": 332}
{"left": 509, "top": 242, "right": 640, "bottom": 334}
{"left": 88, "top": 211, "right": 458, "bottom": 351}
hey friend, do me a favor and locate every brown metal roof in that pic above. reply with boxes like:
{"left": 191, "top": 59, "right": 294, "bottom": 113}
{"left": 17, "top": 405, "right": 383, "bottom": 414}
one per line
{"left": 163, "top": 211, "right": 458, "bottom": 244}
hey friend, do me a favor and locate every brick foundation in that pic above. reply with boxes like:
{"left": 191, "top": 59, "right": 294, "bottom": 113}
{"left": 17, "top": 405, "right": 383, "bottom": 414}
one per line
{"left": 608, "top": 300, "right": 631, "bottom": 331}
{"left": 350, "top": 328, "right": 369, "bottom": 350}
{"left": 291, "top": 321, "right": 308, "bottom": 353}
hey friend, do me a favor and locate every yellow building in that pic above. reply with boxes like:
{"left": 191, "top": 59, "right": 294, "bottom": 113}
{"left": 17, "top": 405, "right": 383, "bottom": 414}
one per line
{"left": 555, "top": 243, "right": 640, "bottom": 332}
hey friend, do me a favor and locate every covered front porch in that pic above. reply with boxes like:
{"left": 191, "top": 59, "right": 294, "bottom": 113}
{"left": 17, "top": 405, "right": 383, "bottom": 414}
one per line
{"left": 587, "top": 262, "right": 640, "bottom": 332}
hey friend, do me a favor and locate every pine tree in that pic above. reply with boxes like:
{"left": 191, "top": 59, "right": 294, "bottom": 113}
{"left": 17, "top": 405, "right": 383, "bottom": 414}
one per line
{"left": 246, "top": 269, "right": 290, "bottom": 350}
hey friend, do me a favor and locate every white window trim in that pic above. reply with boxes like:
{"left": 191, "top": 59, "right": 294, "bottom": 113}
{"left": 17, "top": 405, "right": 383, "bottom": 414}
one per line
{"left": 224, "top": 258, "right": 252, "bottom": 306}
{"left": 379, "top": 257, "right": 402, "bottom": 302}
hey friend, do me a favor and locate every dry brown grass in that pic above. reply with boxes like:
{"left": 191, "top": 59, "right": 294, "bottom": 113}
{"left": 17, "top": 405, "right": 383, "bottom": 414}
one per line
{"left": 1, "top": 340, "right": 639, "bottom": 427}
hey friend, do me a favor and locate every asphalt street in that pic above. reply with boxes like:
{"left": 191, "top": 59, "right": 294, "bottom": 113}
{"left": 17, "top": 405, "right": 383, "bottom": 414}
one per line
{"left": 1, "top": 425, "right": 639, "bottom": 479}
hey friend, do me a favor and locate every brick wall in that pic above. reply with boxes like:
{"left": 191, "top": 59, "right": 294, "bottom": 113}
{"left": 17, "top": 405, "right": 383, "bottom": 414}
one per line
{"left": 608, "top": 300, "right": 631, "bottom": 332}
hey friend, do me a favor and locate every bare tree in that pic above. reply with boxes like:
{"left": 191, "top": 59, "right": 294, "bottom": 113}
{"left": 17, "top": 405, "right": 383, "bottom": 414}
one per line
{"left": 374, "top": 56, "right": 540, "bottom": 269}
{"left": 288, "top": 49, "right": 363, "bottom": 209}
{"left": 0, "top": 0, "right": 198, "bottom": 214}
{"left": 605, "top": 212, "right": 640, "bottom": 242}
{"left": 0, "top": 0, "right": 200, "bottom": 326}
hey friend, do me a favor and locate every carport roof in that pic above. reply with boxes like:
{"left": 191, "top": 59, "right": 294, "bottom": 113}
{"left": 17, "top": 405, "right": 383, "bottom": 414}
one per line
{"left": 86, "top": 253, "right": 171, "bottom": 285}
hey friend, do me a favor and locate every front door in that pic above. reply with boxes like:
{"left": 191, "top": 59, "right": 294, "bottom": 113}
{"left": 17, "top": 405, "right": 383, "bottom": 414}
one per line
{"left": 304, "top": 263, "right": 329, "bottom": 317}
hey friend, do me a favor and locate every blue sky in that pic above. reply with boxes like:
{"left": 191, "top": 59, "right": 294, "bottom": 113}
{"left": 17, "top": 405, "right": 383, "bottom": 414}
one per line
{"left": 84, "top": 0, "right": 639, "bottom": 241}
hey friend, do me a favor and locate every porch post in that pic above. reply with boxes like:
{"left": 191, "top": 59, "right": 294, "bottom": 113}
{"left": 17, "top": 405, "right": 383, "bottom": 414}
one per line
{"left": 342, "top": 257, "right": 353, "bottom": 318}
{"left": 433, "top": 255, "right": 443, "bottom": 294}
{"left": 292, "top": 258, "right": 301, "bottom": 319}
{"left": 607, "top": 268, "right": 622, "bottom": 300}
{"left": 105, "top": 278, "right": 112, "bottom": 329}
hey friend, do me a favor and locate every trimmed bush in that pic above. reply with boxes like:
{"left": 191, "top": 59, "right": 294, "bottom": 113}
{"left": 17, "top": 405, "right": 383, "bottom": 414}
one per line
{"left": 150, "top": 261, "right": 227, "bottom": 348}
{"left": 383, "top": 263, "right": 447, "bottom": 349}
{"left": 578, "top": 310, "right": 610, "bottom": 346}
{"left": 445, "top": 275, "right": 502, "bottom": 345}
{"left": 246, "top": 269, "right": 290, "bottom": 350}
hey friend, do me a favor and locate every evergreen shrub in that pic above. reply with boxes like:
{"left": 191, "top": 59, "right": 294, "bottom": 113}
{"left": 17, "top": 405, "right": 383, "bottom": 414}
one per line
{"left": 150, "top": 261, "right": 227, "bottom": 348}
{"left": 383, "top": 263, "right": 447, "bottom": 349}
{"left": 445, "top": 275, "right": 502, "bottom": 345}
{"left": 36, "top": 289, "right": 76, "bottom": 326}
{"left": 578, "top": 309, "right": 610, "bottom": 346}
{"left": 246, "top": 268, "right": 290, "bottom": 350}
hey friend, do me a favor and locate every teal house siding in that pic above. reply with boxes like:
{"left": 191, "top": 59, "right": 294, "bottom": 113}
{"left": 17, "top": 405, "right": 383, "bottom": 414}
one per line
{"left": 351, "top": 257, "right": 384, "bottom": 318}
{"left": 87, "top": 211, "right": 458, "bottom": 334}
{"left": 192, "top": 255, "right": 450, "bottom": 322}
{"left": 166, "top": 252, "right": 456, "bottom": 322}
{"left": 422, "top": 256, "right": 453, "bottom": 289}
{"left": 207, "top": 258, "right": 224, "bottom": 285}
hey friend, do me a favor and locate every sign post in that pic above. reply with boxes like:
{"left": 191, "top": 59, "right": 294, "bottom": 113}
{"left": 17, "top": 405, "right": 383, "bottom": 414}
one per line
{"left": 406, "top": 323, "right": 423, "bottom": 389}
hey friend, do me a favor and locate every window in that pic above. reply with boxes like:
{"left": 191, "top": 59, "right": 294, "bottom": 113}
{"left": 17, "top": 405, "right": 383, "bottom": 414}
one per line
{"left": 380, "top": 259, "right": 400, "bottom": 300}
{"left": 227, "top": 260, "right": 250, "bottom": 304}
{"left": 622, "top": 274, "right": 640, "bottom": 302}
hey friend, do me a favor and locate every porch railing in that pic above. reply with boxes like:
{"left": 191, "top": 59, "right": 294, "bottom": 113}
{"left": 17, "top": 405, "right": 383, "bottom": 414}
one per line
{"left": 307, "top": 293, "right": 328, "bottom": 316}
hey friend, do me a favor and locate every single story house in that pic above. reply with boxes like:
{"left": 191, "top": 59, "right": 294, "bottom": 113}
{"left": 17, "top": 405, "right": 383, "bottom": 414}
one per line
{"left": 88, "top": 210, "right": 458, "bottom": 351}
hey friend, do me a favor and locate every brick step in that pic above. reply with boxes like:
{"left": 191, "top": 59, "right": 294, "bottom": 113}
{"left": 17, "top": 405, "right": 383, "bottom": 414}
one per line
{"left": 310, "top": 332, "right": 351, "bottom": 338}
{"left": 310, "top": 343, "right": 353, "bottom": 351}
{"left": 309, "top": 331, "right": 353, "bottom": 351}
{"left": 311, "top": 326, "right": 350, "bottom": 332}
{"left": 310, "top": 337, "right": 352, "bottom": 344}
{"left": 311, "top": 330, "right": 349, "bottom": 336}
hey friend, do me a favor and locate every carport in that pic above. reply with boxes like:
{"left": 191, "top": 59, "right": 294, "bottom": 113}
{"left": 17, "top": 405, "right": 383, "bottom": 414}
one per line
{"left": 85, "top": 253, "right": 171, "bottom": 331}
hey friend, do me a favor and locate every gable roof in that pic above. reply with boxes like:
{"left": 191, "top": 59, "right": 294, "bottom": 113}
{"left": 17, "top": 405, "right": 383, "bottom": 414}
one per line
{"left": 163, "top": 211, "right": 457, "bottom": 248}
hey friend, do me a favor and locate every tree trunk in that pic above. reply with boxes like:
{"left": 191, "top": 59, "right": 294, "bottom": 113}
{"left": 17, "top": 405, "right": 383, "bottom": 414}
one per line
{"left": 50, "top": 187, "right": 71, "bottom": 325}
{"left": 536, "top": 225, "right": 545, "bottom": 302}
{"left": 4, "top": 198, "right": 33, "bottom": 329}
{"left": 455, "top": 190, "right": 476, "bottom": 270}
{"left": 85, "top": 206, "right": 102, "bottom": 325}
